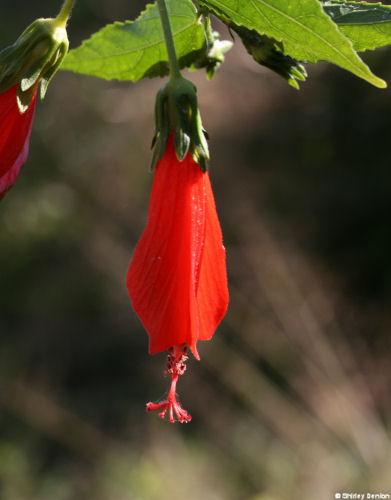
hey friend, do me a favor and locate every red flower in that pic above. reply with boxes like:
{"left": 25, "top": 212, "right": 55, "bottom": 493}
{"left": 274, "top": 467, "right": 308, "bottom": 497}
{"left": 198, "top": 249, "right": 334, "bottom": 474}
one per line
{"left": 127, "top": 136, "right": 229, "bottom": 422}
{"left": 0, "top": 85, "right": 37, "bottom": 198}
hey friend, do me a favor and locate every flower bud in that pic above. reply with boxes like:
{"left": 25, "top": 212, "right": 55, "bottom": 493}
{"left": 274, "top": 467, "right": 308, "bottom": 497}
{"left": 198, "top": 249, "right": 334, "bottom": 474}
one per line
{"left": 192, "top": 16, "right": 233, "bottom": 79}
{"left": 234, "top": 26, "right": 307, "bottom": 89}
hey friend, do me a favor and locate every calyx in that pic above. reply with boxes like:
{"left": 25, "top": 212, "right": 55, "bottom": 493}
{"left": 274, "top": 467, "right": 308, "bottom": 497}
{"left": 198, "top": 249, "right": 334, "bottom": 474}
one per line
{"left": 151, "top": 76, "right": 209, "bottom": 172}
{"left": 0, "top": 18, "right": 69, "bottom": 112}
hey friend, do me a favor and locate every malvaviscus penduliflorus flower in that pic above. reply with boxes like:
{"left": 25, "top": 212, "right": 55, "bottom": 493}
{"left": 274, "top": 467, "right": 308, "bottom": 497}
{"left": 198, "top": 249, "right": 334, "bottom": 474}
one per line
{"left": 0, "top": 1, "right": 72, "bottom": 198}
{"left": 127, "top": 77, "right": 229, "bottom": 423}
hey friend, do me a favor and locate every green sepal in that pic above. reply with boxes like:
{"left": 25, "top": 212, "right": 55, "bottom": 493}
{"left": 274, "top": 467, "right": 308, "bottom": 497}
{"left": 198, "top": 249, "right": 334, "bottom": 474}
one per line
{"left": 0, "top": 17, "right": 69, "bottom": 112}
{"left": 150, "top": 87, "right": 170, "bottom": 171}
{"left": 16, "top": 85, "right": 37, "bottom": 113}
{"left": 40, "top": 40, "right": 69, "bottom": 99}
{"left": 21, "top": 67, "right": 42, "bottom": 92}
{"left": 175, "top": 128, "right": 191, "bottom": 161}
{"left": 195, "top": 153, "right": 208, "bottom": 173}
{"left": 151, "top": 76, "right": 210, "bottom": 172}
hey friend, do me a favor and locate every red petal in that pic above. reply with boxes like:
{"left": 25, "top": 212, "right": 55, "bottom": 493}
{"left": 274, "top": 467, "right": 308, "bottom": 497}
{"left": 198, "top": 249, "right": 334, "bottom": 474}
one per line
{"left": 193, "top": 170, "right": 229, "bottom": 342}
{"left": 0, "top": 85, "right": 37, "bottom": 197}
{"left": 127, "top": 138, "right": 228, "bottom": 358}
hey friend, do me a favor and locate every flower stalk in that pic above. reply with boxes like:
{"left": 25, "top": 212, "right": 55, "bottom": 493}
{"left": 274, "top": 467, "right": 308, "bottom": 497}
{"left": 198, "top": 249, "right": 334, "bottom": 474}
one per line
{"left": 55, "top": 0, "right": 76, "bottom": 28}
{"left": 156, "top": 0, "right": 181, "bottom": 80}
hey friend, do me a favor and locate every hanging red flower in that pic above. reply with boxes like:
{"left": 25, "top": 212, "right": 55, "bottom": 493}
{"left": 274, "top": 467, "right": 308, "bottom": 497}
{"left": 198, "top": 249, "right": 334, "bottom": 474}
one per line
{"left": 0, "top": 85, "right": 37, "bottom": 198}
{"left": 127, "top": 134, "right": 229, "bottom": 423}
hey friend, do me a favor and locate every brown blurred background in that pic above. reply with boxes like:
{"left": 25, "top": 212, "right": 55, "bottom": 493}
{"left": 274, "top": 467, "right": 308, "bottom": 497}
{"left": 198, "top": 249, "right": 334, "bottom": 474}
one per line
{"left": 1, "top": 1, "right": 391, "bottom": 499}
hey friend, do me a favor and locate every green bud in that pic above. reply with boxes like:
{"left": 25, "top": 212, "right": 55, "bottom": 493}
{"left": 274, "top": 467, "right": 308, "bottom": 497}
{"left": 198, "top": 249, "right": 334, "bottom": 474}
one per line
{"left": 233, "top": 26, "right": 307, "bottom": 89}
{"left": 204, "top": 37, "right": 233, "bottom": 80}
{"left": 192, "top": 16, "right": 233, "bottom": 79}
{"left": 151, "top": 76, "right": 210, "bottom": 172}
{"left": 0, "top": 17, "right": 69, "bottom": 112}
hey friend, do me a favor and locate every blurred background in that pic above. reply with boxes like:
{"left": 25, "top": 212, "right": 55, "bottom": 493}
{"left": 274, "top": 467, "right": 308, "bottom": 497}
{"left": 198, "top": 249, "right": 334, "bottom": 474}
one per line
{"left": 1, "top": 1, "right": 391, "bottom": 499}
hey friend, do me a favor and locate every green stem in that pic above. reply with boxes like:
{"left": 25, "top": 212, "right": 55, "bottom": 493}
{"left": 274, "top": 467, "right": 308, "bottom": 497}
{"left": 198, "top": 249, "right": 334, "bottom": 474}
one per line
{"left": 156, "top": 0, "right": 181, "bottom": 80}
{"left": 55, "top": 0, "right": 75, "bottom": 27}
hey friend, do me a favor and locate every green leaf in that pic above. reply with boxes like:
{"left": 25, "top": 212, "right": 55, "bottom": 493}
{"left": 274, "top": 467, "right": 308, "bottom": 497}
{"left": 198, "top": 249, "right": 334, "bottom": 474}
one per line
{"left": 200, "top": 0, "right": 386, "bottom": 87}
{"left": 324, "top": 1, "right": 391, "bottom": 52}
{"left": 61, "top": 0, "right": 205, "bottom": 81}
